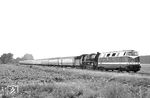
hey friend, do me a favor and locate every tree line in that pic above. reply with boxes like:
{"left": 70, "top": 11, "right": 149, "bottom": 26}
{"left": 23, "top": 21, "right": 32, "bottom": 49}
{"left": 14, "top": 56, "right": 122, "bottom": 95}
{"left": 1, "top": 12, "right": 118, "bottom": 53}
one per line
{"left": 0, "top": 53, "right": 34, "bottom": 64}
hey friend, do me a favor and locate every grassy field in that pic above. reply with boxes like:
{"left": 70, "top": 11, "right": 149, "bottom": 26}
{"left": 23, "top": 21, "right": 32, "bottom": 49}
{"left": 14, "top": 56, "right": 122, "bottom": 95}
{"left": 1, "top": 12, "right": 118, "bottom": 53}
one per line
{"left": 0, "top": 64, "right": 150, "bottom": 98}
{"left": 139, "top": 64, "right": 150, "bottom": 74}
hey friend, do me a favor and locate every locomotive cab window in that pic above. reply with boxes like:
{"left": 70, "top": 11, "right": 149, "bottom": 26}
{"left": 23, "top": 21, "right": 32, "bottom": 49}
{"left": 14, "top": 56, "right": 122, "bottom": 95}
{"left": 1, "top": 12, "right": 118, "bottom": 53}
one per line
{"left": 123, "top": 52, "right": 126, "bottom": 56}
{"left": 106, "top": 53, "right": 110, "bottom": 57}
{"left": 126, "top": 51, "right": 138, "bottom": 56}
{"left": 112, "top": 53, "right": 116, "bottom": 57}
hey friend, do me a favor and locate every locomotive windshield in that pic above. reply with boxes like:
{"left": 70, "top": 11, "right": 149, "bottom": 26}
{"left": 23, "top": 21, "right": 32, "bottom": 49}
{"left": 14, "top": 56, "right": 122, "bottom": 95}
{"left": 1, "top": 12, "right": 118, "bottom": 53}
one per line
{"left": 126, "top": 51, "right": 138, "bottom": 56}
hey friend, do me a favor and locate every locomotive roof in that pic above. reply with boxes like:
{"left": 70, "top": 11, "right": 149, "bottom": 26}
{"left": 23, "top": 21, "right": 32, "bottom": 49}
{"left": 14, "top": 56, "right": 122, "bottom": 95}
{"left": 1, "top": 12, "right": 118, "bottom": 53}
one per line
{"left": 99, "top": 50, "right": 138, "bottom": 57}
{"left": 102, "top": 50, "right": 137, "bottom": 53}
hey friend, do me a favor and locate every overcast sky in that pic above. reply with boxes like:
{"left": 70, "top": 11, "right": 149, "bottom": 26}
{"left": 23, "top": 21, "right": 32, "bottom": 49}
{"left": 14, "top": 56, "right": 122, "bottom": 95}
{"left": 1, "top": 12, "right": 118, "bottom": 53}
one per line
{"left": 0, "top": 0, "right": 150, "bottom": 59}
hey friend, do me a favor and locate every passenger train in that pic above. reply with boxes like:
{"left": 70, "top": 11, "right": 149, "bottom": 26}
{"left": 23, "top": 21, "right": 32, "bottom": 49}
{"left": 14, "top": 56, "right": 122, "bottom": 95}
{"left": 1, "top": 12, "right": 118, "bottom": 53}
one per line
{"left": 19, "top": 50, "right": 141, "bottom": 72}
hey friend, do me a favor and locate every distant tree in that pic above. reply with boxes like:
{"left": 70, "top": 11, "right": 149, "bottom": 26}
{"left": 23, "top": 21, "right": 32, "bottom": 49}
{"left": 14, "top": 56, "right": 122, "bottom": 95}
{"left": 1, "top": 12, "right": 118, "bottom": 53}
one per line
{"left": 12, "top": 57, "right": 23, "bottom": 64}
{"left": 0, "top": 53, "right": 13, "bottom": 64}
{"left": 22, "top": 54, "right": 34, "bottom": 60}
{"left": 16, "top": 57, "right": 23, "bottom": 61}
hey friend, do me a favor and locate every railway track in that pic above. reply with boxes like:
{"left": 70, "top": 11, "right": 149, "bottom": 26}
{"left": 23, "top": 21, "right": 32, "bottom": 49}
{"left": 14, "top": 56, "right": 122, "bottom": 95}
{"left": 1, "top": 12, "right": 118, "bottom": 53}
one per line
{"left": 27, "top": 64, "right": 150, "bottom": 78}
{"left": 60, "top": 66, "right": 150, "bottom": 76}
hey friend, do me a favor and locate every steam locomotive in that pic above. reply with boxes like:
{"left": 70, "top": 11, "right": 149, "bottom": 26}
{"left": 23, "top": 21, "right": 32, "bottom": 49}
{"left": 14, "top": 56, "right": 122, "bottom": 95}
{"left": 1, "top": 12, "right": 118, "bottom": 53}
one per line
{"left": 19, "top": 50, "right": 141, "bottom": 72}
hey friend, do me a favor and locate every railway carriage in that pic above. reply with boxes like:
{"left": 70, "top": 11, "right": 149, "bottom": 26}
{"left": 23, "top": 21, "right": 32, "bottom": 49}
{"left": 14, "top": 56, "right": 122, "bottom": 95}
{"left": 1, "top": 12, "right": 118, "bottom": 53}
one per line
{"left": 19, "top": 59, "right": 42, "bottom": 65}
{"left": 57, "top": 57, "right": 75, "bottom": 67}
{"left": 44, "top": 57, "right": 76, "bottom": 67}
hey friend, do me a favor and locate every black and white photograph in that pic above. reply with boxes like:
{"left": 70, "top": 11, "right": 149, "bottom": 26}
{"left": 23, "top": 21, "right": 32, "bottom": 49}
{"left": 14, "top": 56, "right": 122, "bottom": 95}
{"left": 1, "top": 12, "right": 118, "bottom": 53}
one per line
{"left": 0, "top": 0, "right": 150, "bottom": 98}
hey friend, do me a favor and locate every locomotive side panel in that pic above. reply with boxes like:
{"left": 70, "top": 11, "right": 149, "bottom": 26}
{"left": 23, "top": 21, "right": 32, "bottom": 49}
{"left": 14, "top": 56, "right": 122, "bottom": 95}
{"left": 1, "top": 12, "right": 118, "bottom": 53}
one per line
{"left": 98, "top": 57, "right": 123, "bottom": 69}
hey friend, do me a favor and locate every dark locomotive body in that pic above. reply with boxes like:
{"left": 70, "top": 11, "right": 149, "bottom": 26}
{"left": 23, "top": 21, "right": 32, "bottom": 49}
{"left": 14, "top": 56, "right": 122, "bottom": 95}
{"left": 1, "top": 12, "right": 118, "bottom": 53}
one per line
{"left": 19, "top": 50, "right": 141, "bottom": 72}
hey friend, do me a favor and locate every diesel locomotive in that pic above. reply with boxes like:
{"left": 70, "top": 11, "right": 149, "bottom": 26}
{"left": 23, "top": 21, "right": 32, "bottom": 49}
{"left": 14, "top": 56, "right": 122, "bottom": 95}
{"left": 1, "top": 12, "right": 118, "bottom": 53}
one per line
{"left": 19, "top": 50, "right": 141, "bottom": 72}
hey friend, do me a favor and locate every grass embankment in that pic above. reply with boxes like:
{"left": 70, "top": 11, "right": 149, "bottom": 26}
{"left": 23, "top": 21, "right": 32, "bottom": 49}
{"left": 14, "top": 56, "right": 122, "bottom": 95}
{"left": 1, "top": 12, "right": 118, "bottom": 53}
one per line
{"left": 0, "top": 64, "right": 150, "bottom": 98}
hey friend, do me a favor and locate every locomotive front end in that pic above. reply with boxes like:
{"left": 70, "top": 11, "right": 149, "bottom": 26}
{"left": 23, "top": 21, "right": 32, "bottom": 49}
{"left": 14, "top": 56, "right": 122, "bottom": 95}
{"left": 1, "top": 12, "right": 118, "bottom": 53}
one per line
{"left": 126, "top": 50, "right": 141, "bottom": 72}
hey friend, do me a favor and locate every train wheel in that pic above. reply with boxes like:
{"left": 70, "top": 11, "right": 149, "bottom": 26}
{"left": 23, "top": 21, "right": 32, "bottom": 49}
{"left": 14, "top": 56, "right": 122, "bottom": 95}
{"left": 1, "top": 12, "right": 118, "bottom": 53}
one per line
{"left": 101, "top": 68, "right": 104, "bottom": 71}
{"left": 126, "top": 70, "right": 129, "bottom": 72}
{"left": 118, "top": 67, "right": 123, "bottom": 72}
{"left": 118, "top": 69, "right": 122, "bottom": 72}
{"left": 133, "top": 70, "right": 137, "bottom": 73}
{"left": 81, "top": 65, "right": 85, "bottom": 69}
{"left": 92, "top": 63, "right": 97, "bottom": 70}
{"left": 98, "top": 67, "right": 103, "bottom": 71}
